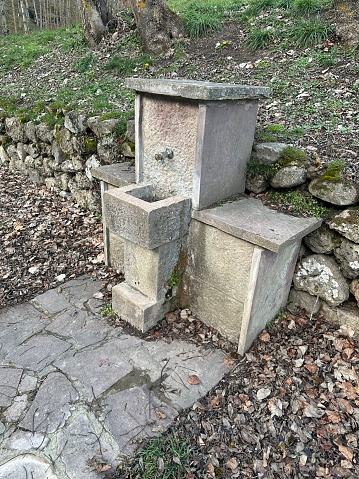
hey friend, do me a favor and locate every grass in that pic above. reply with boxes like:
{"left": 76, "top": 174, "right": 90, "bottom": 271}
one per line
{"left": 0, "top": 24, "right": 86, "bottom": 71}
{"left": 291, "top": 19, "right": 334, "bottom": 47}
{"left": 267, "top": 190, "right": 329, "bottom": 218}
{"left": 120, "top": 434, "right": 191, "bottom": 478}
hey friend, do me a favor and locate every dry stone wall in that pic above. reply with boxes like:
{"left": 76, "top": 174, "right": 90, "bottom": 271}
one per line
{"left": 246, "top": 142, "right": 359, "bottom": 326}
{"left": 0, "top": 113, "right": 135, "bottom": 210}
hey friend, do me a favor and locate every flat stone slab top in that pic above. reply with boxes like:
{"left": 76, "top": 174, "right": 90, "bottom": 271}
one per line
{"left": 125, "top": 78, "right": 270, "bottom": 101}
{"left": 192, "top": 196, "right": 322, "bottom": 252}
{"left": 0, "top": 276, "right": 230, "bottom": 479}
{"left": 92, "top": 162, "right": 135, "bottom": 187}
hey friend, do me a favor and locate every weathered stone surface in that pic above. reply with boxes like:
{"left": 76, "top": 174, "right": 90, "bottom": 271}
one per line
{"left": 309, "top": 178, "right": 359, "bottom": 205}
{"left": 4, "top": 431, "right": 49, "bottom": 451}
{"left": 293, "top": 254, "right": 349, "bottom": 307}
{"left": 32, "top": 288, "right": 72, "bottom": 314}
{"left": 54, "top": 172, "right": 71, "bottom": 191}
{"left": 288, "top": 288, "right": 322, "bottom": 315}
{"left": 57, "top": 411, "right": 119, "bottom": 479}
{"left": 328, "top": 209, "right": 359, "bottom": 244}
{"left": 108, "top": 231, "right": 125, "bottom": 271}
{"left": 112, "top": 282, "right": 173, "bottom": 332}
{"left": 321, "top": 300, "right": 359, "bottom": 331}
{"left": 126, "top": 78, "right": 270, "bottom": 100}
{"left": 87, "top": 116, "right": 120, "bottom": 137}
{"left": 350, "top": 279, "right": 359, "bottom": 307}
{"left": 145, "top": 340, "right": 228, "bottom": 411}
{"left": 0, "top": 454, "right": 58, "bottom": 479}
{"left": 24, "top": 121, "right": 37, "bottom": 142}
{"left": 124, "top": 238, "right": 183, "bottom": 301}
{"left": 0, "top": 368, "right": 23, "bottom": 407}
{"left": 56, "top": 126, "right": 75, "bottom": 156}
{"left": 7, "top": 334, "right": 71, "bottom": 372}
{"left": 97, "top": 135, "right": 122, "bottom": 164}
{"left": 104, "top": 385, "right": 177, "bottom": 455}
{"left": 64, "top": 111, "right": 88, "bottom": 134}
{"left": 0, "top": 303, "right": 50, "bottom": 359}
{"left": 126, "top": 119, "right": 135, "bottom": 142}
{"left": 121, "top": 141, "right": 135, "bottom": 158}
{"left": 61, "top": 158, "right": 83, "bottom": 173}
{"left": 35, "top": 123, "right": 54, "bottom": 144}
{"left": 5, "top": 117, "right": 27, "bottom": 142}
{"left": 245, "top": 173, "right": 268, "bottom": 193}
{"left": 59, "top": 275, "right": 102, "bottom": 308}
{"left": 104, "top": 184, "right": 191, "bottom": 249}
{"left": 4, "top": 394, "right": 28, "bottom": 422}
{"left": 304, "top": 223, "right": 342, "bottom": 254}
{"left": 85, "top": 154, "right": 100, "bottom": 180}
{"left": 192, "top": 196, "right": 321, "bottom": 253}
{"left": 20, "top": 372, "right": 78, "bottom": 433}
{"left": 334, "top": 238, "right": 359, "bottom": 279}
{"left": 51, "top": 139, "right": 67, "bottom": 167}
{"left": 71, "top": 188, "right": 100, "bottom": 210}
{"left": 252, "top": 142, "right": 287, "bottom": 165}
{"left": 0, "top": 145, "right": 10, "bottom": 165}
{"left": 92, "top": 163, "right": 135, "bottom": 187}
{"left": 68, "top": 171, "right": 92, "bottom": 191}
{"left": 239, "top": 241, "right": 301, "bottom": 355}
{"left": 18, "top": 375, "right": 37, "bottom": 394}
{"left": 54, "top": 338, "right": 134, "bottom": 399}
{"left": 269, "top": 165, "right": 306, "bottom": 188}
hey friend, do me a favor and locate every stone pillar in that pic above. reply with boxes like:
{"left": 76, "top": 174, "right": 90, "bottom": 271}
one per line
{"left": 126, "top": 78, "right": 270, "bottom": 210}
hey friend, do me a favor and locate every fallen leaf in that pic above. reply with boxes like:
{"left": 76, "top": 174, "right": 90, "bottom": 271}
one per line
{"left": 325, "top": 409, "right": 341, "bottom": 423}
{"left": 155, "top": 409, "right": 167, "bottom": 419}
{"left": 188, "top": 375, "right": 201, "bottom": 385}
{"left": 259, "top": 332, "right": 270, "bottom": 342}
{"left": 268, "top": 398, "right": 283, "bottom": 417}
{"left": 96, "top": 463, "right": 111, "bottom": 473}
{"left": 305, "top": 363, "right": 318, "bottom": 374}
{"left": 227, "top": 457, "right": 238, "bottom": 470}
{"left": 338, "top": 444, "right": 354, "bottom": 462}
{"left": 224, "top": 356, "right": 235, "bottom": 367}
{"left": 257, "top": 388, "right": 271, "bottom": 401}
{"left": 303, "top": 404, "right": 325, "bottom": 418}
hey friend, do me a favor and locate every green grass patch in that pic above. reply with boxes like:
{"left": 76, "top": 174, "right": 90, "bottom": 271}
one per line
{"left": 291, "top": 0, "right": 333, "bottom": 15}
{"left": 267, "top": 190, "right": 329, "bottom": 218}
{"left": 121, "top": 434, "right": 191, "bottom": 479}
{"left": 247, "top": 27, "right": 274, "bottom": 50}
{"left": 291, "top": 19, "right": 334, "bottom": 47}
{"left": 76, "top": 52, "right": 94, "bottom": 73}
{"left": 0, "top": 25, "right": 87, "bottom": 71}
{"left": 104, "top": 55, "right": 137, "bottom": 75}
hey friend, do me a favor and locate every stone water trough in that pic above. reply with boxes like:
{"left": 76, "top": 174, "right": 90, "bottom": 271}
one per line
{"left": 93, "top": 79, "right": 321, "bottom": 354}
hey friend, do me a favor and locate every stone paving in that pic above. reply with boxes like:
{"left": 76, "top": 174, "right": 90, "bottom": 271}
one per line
{"left": 0, "top": 276, "right": 229, "bottom": 478}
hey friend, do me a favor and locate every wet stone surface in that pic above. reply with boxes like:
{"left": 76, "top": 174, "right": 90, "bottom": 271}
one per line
{"left": 0, "top": 276, "right": 230, "bottom": 478}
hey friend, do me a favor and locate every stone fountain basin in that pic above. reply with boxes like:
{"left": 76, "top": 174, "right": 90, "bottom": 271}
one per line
{"left": 103, "top": 184, "right": 191, "bottom": 249}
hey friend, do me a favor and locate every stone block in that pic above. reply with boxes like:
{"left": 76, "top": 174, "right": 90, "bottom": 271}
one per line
{"left": 104, "top": 184, "right": 191, "bottom": 249}
{"left": 288, "top": 288, "right": 322, "bottom": 316}
{"left": 183, "top": 274, "right": 245, "bottom": 343}
{"left": 112, "top": 282, "right": 172, "bottom": 332}
{"left": 238, "top": 241, "right": 301, "bottom": 355}
{"left": 0, "top": 455, "right": 58, "bottom": 479}
{"left": 187, "top": 221, "right": 254, "bottom": 304}
{"left": 108, "top": 230, "right": 125, "bottom": 271}
{"left": 124, "top": 238, "right": 183, "bottom": 301}
{"left": 320, "top": 300, "right": 359, "bottom": 331}
{"left": 192, "top": 196, "right": 321, "bottom": 252}
{"left": 125, "top": 78, "right": 270, "bottom": 101}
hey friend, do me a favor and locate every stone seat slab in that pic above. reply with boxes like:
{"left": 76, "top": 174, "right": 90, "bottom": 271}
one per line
{"left": 92, "top": 162, "right": 135, "bottom": 187}
{"left": 192, "top": 197, "right": 322, "bottom": 252}
{"left": 125, "top": 78, "right": 270, "bottom": 101}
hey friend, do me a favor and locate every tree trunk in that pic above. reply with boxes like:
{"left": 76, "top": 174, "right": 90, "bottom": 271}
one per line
{"left": 0, "top": 0, "right": 8, "bottom": 35}
{"left": 129, "top": 0, "right": 183, "bottom": 53}
{"left": 81, "top": 0, "right": 107, "bottom": 45}
{"left": 19, "top": 0, "right": 29, "bottom": 33}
